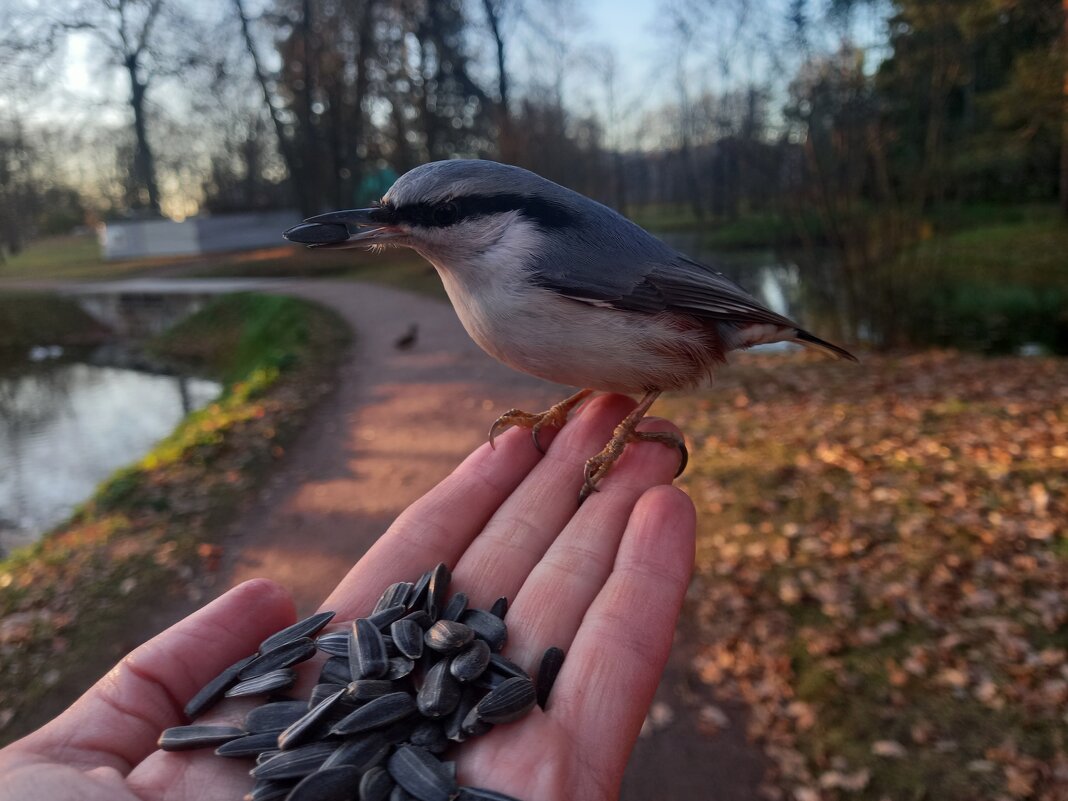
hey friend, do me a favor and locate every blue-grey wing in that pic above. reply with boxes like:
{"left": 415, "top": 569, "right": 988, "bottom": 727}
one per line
{"left": 526, "top": 217, "right": 800, "bottom": 329}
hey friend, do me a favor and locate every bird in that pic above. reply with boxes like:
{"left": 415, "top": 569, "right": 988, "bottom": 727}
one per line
{"left": 283, "top": 159, "right": 855, "bottom": 500}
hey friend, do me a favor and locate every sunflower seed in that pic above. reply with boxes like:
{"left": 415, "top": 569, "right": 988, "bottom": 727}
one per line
{"left": 239, "top": 637, "right": 316, "bottom": 680}
{"left": 402, "top": 610, "right": 433, "bottom": 630}
{"left": 424, "top": 620, "right": 474, "bottom": 655}
{"left": 360, "top": 766, "right": 395, "bottom": 801}
{"left": 244, "top": 779, "right": 297, "bottom": 801}
{"left": 245, "top": 700, "right": 308, "bottom": 733}
{"left": 215, "top": 731, "right": 282, "bottom": 758}
{"left": 488, "top": 597, "right": 508, "bottom": 619}
{"left": 440, "top": 593, "right": 468, "bottom": 622}
{"left": 449, "top": 640, "right": 491, "bottom": 683}
{"left": 387, "top": 745, "right": 457, "bottom": 801}
{"left": 409, "top": 720, "right": 449, "bottom": 754}
{"left": 536, "top": 646, "right": 565, "bottom": 709}
{"left": 407, "top": 571, "right": 432, "bottom": 612}
{"left": 278, "top": 689, "right": 346, "bottom": 750}
{"left": 315, "top": 630, "right": 351, "bottom": 657}
{"left": 226, "top": 668, "right": 297, "bottom": 698}
{"left": 444, "top": 687, "right": 479, "bottom": 742}
{"left": 390, "top": 619, "right": 425, "bottom": 660}
{"left": 258, "top": 611, "right": 335, "bottom": 654}
{"left": 474, "top": 676, "right": 537, "bottom": 724}
{"left": 320, "top": 655, "right": 353, "bottom": 685}
{"left": 386, "top": 655, "right": 416, "bottom": 680}
{"left": 256, "top": 749, "right": 281, "bottom": 765}
{"left": 487, "top": 653, "right": 530, "bottom": 681}
{"left": 309, "top": 682, "right": 347, "bottom": 708}
{"left": 352, "top": 618, "right": 389, "bottom": 679}
{"left": 461, "top": 704, "right": 493, "bottom": 738}
{"left": 158, "top": 724, "right": 245, "bottom": 751}
{"left": 183, "top": 654, "right": 256, "bottom": 719}
{"left": 344, "top": 679, "right": 395, "bottom": 702}
{"left": 331, "top": 692, "right": 417, "bottom": 735}
{"left": 374, "top": 582, "right": 414, "bottom": 614}
{"left": 251, "top": 741, "right": 337, "bottom": 780}
{"left": 417, "top": 659, "right": 461, "bottom": 718}
{"left": 369, "top": 604, "right": 409, "bottom": 631}
{"left": 460, "top": 609, "right": 507, "bottom": 652}
{"left": 286, "top": 764, "right": 363, "bottom": 801}
{"left": 456, "top": 788, "right": 525, "bottom": 801}
{"left": 425, "top": 563, "right": 451, "bottom": 618}
{"left": 321, "top": 733, "right": 390, "bottom": 771}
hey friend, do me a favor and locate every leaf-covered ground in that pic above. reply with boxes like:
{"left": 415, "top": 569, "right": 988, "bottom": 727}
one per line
{"left": 659, "top": 350, "right": 1067, "bottom": 801}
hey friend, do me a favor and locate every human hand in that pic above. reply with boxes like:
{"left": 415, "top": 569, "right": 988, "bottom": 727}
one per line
{"left": 0, "top": 394, "right": 695, "bottom": 801}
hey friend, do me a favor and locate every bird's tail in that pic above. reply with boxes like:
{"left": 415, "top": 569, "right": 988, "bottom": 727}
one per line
{"left": 792, "top": 330, "right": 858, "bottom": 362}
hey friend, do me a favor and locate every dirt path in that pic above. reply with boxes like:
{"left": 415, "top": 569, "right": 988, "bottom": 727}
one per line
{"left": 17, "top": 278, "right": 766, "bottom": 798}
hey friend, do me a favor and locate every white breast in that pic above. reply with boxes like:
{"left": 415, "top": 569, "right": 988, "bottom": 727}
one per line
{"left": 422, "top": 221, "right": 716, "bottom": 394}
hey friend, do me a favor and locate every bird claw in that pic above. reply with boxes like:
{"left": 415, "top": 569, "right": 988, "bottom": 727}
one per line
{"left": 577, "top": 425, "right": 688, "bottom": 503}
{"left": 487, "top": 390, "right": 593, "bottom": 452}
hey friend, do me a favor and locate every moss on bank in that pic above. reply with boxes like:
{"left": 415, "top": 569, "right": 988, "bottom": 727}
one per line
{"left": 0, "top": 293, "right": 349, "bottom": 741}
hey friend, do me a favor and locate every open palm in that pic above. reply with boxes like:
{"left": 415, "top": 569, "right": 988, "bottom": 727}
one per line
{"left": 0, "top": 394, "right": 695, "bottom": 801}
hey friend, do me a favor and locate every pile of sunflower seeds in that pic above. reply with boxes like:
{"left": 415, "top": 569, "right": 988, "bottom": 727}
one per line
{"left": 158, "top": 563, "right": 565, "bottom": 801}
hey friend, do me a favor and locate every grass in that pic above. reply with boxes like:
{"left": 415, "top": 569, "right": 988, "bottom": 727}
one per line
{"left": 0, "top": 233, "right": 444, "bottom": 298}
{"left": 0, "top": 293, "right": 349, "bottom": 742}
{"left": 0, "top": 293, "right": 109, "bottom": 349}
{"left": 661, "top": 350, "right": 1067, "bottom": 800}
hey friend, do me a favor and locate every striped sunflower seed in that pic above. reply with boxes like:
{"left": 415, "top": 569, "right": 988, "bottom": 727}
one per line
{"left": 250, "top": 741, "right": 337, "bottom": 780}
{"left": 440, "top": 592, "right": 468, "bottom": 622}
{"left": 402, "top": 609, "right": 433, "bottom": 630}
{"left": 238, "top": 637, "right": 316, "bottom": 680}
{"left": 360, "top": 766, "right": 395, "bottom": 801}
{"left": 417, "top": 659, "right": 461, "bottom": 718}
{"left": 460, "top": 609, "right": 507, "bottom": 652}
{"left": 352, "top": 618, "right": 389, "bottom": 679}
{"left": 488, "top": 597, "right": 508, "bottom": 619}
{"left": 387, "top": 745, "right": 457, "bottom": 801}
{"left": 390, "top": 618, "right": 425, "bottom": 660}
{"left": 345, "top": 678, "right": 395, "bottom": 702}
{"left": 183, "top": 654, "right": 256, "bottom": 720}
{"left": 278, "top": 689, "right": 346, "bottom": 750}
{"left": 330, "top": 691, "right": 417, "bottom": 736}
{"left": 449, "top": 639, "right": 491, "bottom": 683}
{"left": 314, "top": 630, "right": 351, "bottom": 657}
{"left": 474, "top": 676, "right": 537, "bottom": 724}
{"left": 374, "top": 581, "right": 414, "bottom": 614}
{"left": 286, "top": 764, "right": 363, "bottom": 801}
{"left": 386, "top": 655, "right": 416, "bottom": 680}
{"left": 425, "top": 562, "right": 451, "bottom": 618}
{"left": 424, "top": 620, "right": 474, "bottom": 655}
{"left": 214, "top": 731, "right": 282, "bottom": 758}
{"left": 245, "top": 700, "right": 308, "bottom": 733}
{"left": 406, "top": 570, "right": 432, "bottom": 613}
{"left": 158, "top": 724, "right": 245, "bottom": 751}
{"left": 258, "top": 611, "right": 335, "bottom": 654}
{"left": 320, "top": 733, "right": 390, "bottom": 771}
{"left": 309, "top": 682, "right": 347, "bottom": 708}
{"left": 368, "top": 603, "right": 409, "bottom": 630}
{"left": 225, "top": 668, "right": 297, "bottom": 698}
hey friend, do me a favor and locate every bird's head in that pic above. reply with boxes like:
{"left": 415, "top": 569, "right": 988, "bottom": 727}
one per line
{"left": 284, "top": 160, "right": 579, "bottom": 273}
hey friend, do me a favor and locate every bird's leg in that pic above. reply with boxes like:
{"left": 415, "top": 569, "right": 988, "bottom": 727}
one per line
{"left": 579, "top": 390, "right": 688, "bottom": 503}
{"left": 489, "top": 388, "right": 595, "bottom": 454}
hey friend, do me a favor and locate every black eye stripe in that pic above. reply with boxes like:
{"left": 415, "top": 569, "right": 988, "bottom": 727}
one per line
{"left": 389, "top": 194, "right": 575, "bottom": 230}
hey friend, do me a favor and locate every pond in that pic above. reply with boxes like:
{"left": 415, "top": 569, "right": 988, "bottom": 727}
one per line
{"left": 0, "top": 301, "right": 222, "bottom": 556}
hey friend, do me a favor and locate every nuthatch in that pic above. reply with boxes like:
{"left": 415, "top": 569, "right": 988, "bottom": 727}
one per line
{"left": 284, "top": 160, "right": 855, "bottom": 500}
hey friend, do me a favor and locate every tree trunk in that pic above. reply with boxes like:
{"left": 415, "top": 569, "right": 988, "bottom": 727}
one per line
{"left": 126, "top": 54, "right": 161, "bottom": 215}
{"left": 482, "top": 0, "right": 515, "bottom": 162}
{"left": 232, "top": 0, "right": 304, "bottom": 212}
{"left": 1061, "top": 0, "right": 1068, "bottom": 218}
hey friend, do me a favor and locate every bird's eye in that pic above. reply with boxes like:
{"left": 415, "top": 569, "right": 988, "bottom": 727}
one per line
{"left": 431, "top": 202, "right": 460, "bottom": 227}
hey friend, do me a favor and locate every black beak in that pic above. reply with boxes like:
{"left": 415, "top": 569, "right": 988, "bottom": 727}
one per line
{"left": 283, "top": 207, "right": 401, "bottom": 249}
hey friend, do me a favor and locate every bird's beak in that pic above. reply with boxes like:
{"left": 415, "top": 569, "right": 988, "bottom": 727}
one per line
{"left": 283, "top": 207, "right": 404, "bottom": 249}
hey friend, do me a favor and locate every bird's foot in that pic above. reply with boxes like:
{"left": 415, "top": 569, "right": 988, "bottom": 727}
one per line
{"left": 579, "top": 396, "right": 688, "bottom": 503}
{"left": 488, "top": 389, "right": 594, "bottom": 453}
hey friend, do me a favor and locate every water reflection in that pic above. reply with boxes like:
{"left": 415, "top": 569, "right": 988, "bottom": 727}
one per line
{"left": 0, "top": 350, "right": 220, "bottom": 554}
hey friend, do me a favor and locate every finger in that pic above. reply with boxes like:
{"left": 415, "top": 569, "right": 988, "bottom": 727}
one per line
{"left": 551, "top": 486, "right": 694, "bottom": 783}
{"left": 11, "top": 579, "right": 295, "bottom": 774}
{"left": 450, "top": 393, "right": 638, "bottom": 608}
{"left": 319, "top": 423, "right": 551, "bottom": 619}
{"left": 498, "top": 417, "right": 686, "bottom": 672}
